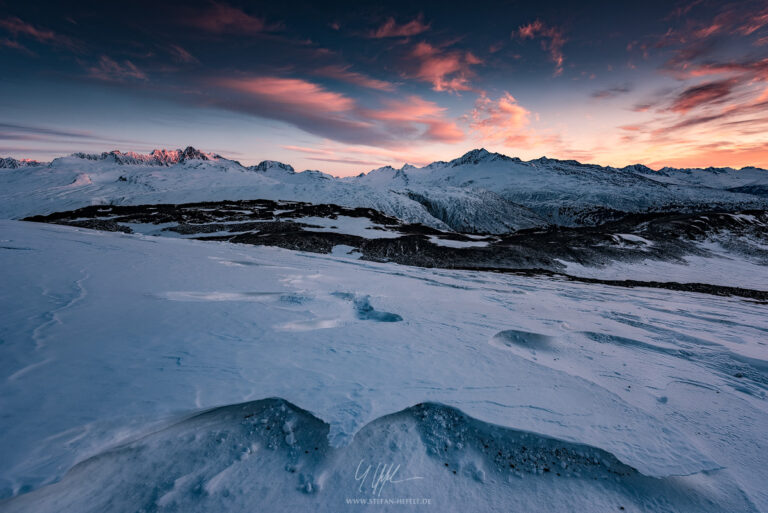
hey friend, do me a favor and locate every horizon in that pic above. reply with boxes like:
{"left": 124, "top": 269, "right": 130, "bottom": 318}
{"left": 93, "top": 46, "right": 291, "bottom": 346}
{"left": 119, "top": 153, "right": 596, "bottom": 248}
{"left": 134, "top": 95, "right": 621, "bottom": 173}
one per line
{"left": 5, "top": 144, "right": 767, "bottom": 177}
{"left": 2, "top": 0, "right": 768, "bottom": 176}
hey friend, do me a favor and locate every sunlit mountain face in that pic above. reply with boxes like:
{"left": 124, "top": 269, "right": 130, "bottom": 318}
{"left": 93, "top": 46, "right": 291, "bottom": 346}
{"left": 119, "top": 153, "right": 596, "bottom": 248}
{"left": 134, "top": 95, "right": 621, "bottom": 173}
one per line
{"left": 1, "top": 0, "right": 767, "bottom": 175}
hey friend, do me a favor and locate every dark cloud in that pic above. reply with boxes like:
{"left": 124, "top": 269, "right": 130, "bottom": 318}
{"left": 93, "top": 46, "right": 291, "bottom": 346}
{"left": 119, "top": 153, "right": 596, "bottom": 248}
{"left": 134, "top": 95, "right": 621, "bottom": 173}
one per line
{"left": 669, "top": 79, "right": 736, "bottom": 112}
{"left": 591, "top": 83, "right": 633, "bottom": 99}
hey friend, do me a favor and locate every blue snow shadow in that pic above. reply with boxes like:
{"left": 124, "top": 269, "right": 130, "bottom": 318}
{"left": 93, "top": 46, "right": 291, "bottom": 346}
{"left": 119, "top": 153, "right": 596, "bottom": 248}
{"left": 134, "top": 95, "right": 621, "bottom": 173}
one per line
{"left": 331, "top": 292, "right": 403, "bottom": 322}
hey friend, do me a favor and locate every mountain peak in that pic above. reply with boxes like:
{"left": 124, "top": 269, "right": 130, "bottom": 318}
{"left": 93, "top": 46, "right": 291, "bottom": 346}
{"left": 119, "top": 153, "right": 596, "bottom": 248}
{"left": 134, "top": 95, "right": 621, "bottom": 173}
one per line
{"left": 71, "top": 146, "right": 218, "bottom": 166}
{"left": 249, "top": 160, "right": 295, "bottom": 173}
{"left": 0, "top": 157, "right": 43, "bottom": 169}
{"left": 449, "top": 148, "right": 517, "bottom": 167}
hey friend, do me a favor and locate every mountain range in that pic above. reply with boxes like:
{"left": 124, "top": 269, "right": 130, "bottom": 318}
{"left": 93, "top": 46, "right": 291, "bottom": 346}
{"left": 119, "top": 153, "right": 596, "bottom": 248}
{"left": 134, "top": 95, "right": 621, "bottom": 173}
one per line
{"left": 2, "top": 147, "right": 767, "bottom": 233}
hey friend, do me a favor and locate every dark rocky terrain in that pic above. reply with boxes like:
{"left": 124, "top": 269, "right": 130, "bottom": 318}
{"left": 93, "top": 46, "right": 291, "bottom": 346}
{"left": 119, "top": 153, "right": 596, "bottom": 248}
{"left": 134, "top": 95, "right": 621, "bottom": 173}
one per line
{"left": 24, "top": 200, "right": 768, "bottom": 300}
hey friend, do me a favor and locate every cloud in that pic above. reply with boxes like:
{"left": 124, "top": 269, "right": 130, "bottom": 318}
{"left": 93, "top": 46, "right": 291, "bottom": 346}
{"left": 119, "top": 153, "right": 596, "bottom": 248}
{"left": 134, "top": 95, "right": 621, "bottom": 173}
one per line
{"left": 690, "top": 3, "right": 768, "bottom": 39}
{"left": 469, "top": 93, "right": 532, "bottom": 146}
{"left": 646, "top": 141, "right": 768, "bottom": 169}
{"left": 87, "top": 56, "right": 148, "bottom": 82}
{"left": 0, "top": 38, "right": 33, "bottom": 55}
{"left": 0, "top": 122, "right": 154, "bottom": 148}
{"left": 0, "top": 16, "right": 78, "bottom": 50}
{"left": 216, "top": 76, "right": 355, "bottom": 112}
{"left": 369, "top": 16, "right": 429, "bottom": 38}
{"left": 671, "top": 58, "right": 768, "bottom": 81}
{"left": 183, "top": 3, "right": 275, "bottom": 35}
{"left": 407, "top": 42, "right": 482, "bottom": 92}
{"left": 308, "top": 157, "right": 385, "bottom": 166}
{"left": 167, "top": 44, "right": 199, "bottom": 64}
{"left": 658, "top": 2, "right": 768, "bottom": 70}
{"left": 591, "top": 84, "right": 633, "bottom": 99}
{"left": 669, "top": 79, "right": 737, "bottom": 112}
{"left": 361, "top": 95, "right": 464, "bottom": 143}
{"left": 210, "top": 76, "right": 463, "bottom": 147}
{"left": 0, "top": 122, "right": 94, "bottom": 139}
{"left": 280, "top": 142, "right": 451, "bottom": 174}
{"left": 314, "top": 65, "right": 395, "bottom": 91}
{"left": 516, "top": 20, "right": 566, "bottom": 75}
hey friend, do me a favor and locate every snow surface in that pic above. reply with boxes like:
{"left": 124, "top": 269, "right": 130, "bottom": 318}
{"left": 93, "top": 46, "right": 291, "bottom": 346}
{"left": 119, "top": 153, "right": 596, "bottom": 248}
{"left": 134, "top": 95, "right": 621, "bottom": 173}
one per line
{"left": 1, "top": 220, "right": 767, "bottom": 511}
{"left": 297, "top": 216, "right": 403, "bottom": 239}
{"left": 560, "top": 240, "right": 768, "bottom": 290}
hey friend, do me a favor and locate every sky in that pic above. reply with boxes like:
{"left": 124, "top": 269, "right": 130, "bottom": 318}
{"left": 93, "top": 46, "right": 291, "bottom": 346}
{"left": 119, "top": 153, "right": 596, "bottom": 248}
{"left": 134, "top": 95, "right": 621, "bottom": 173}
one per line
{"left": 1, "top": 0, "right": 767, "bottom": 176}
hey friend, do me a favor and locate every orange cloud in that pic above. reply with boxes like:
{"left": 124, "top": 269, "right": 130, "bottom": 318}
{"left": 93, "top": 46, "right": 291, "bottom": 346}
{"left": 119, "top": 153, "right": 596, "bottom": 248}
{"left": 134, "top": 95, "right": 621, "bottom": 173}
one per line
{"left": 516, "top": 20, "right": 566, "bottom": 75}
{"left": 647, "top": 142, "right": 768, "bottom": 169}
{"left": 408, "top": 42, "right": 481, "bottom": 92}
{"left": 369, "top": 16, "right": 430, "bottom": 38}
{"left": 469, "top": 93, "right": 531, "bottom": 145}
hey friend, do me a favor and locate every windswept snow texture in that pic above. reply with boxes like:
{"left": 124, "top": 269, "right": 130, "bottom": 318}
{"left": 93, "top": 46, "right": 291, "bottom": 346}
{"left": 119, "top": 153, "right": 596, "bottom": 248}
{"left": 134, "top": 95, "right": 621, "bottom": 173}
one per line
{"left": 2, "top": 147, "right": 768, "bottom": 232}
{"left": 1, "top": 221, "right": 767, "bottom": 512}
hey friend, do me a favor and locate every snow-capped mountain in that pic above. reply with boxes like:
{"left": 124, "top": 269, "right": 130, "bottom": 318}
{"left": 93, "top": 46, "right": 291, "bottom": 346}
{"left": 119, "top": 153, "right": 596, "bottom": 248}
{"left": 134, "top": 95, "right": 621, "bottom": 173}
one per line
{"left": 0, "top": 157, "right": 42, "bottom": 169}
{"left": 1, "top": 147, "right": 767, "bottom": 233}
{"left": 71, "top": 146, "right": 219, "bottom": 166}
{"left": 352, "top": 148, "right": 768, "bottom": 227}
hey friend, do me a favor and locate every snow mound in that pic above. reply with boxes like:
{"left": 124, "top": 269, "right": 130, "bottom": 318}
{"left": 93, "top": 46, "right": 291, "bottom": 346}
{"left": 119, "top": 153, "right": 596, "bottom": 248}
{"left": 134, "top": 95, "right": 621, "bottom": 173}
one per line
{"left": 1, "top": 399, "right": 752, "bottom": 513}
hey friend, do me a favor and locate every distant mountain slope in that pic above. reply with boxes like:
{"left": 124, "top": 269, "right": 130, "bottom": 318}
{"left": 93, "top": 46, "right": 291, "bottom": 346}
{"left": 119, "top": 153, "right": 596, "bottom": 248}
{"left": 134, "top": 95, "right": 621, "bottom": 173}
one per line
{"left": 352, "top": 148, "right": 768, "bottom": 226}
{"left": 2, "top": 147, "right": 767, "bottom": 232}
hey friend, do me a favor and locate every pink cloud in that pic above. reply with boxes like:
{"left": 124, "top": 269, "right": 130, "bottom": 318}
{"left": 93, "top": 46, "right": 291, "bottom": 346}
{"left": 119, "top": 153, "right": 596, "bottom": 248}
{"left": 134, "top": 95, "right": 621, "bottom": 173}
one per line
{"left": 669, "top": 79, "right": 737, "bottom": 113}
{"left": 281, "top": 143, "right": 447, "bottom": 174}
{"left": 314, "top": 65, "right": 395, "bottom": 91}
{"left": 363, "top": 95, "right": 464, "bottom": 143}
{"left": 369, "top": 16, "right": 429, "bottom": 38}
{"left": 87, "top": 56, "right": 147, "bottom": 82}
{"left": 659, "top": 3, "right": 768, "bottom": 54}
{"left": 407, "top": 42, "right": 482, "bottom": 92}
{"left": 217, "top": 76, "right": 356, "bottom": 112}
{"left": 183, "top": 3, "right": 274, "bottom": 34}
{"left": 167, "top": 44, "right": 199, "bottom": 64}
{"left": 0, "top": 16, "right": 78, "bottom": 50}
{"left": 213, "top": 76, "right": 462, "bottom": 147}
{"left": 0, "top": 38, "right": 33, "bottom": 55}
{"left": 516, "top": 20, "right": 566, "bottom": 76}
{"left": 470, "top": 93, "right": 532, "bottom": 145}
